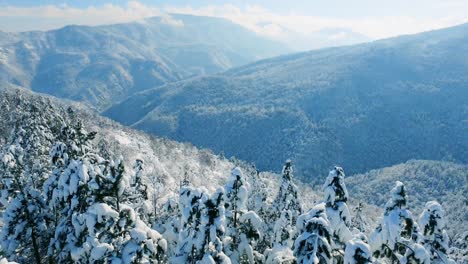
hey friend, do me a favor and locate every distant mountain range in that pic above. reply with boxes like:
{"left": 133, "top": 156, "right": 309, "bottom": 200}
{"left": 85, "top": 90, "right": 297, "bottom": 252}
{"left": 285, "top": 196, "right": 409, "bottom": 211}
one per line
{"left": 0, "top": 14, "right": 289, "bottom": 109}
{"left": 105, "top": 22, "right": 468, "bottom": 178}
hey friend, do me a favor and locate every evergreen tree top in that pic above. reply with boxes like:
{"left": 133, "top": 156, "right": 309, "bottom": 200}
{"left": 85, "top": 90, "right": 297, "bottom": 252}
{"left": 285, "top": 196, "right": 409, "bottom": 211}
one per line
{"left": 385, "top": 181, "right": 408, "bottom": 213}
{"left": 323, "top": 166, "right": 349, "bottom": 205}
{"left": 282, "top": 159, "right": 293, "bottom": 181}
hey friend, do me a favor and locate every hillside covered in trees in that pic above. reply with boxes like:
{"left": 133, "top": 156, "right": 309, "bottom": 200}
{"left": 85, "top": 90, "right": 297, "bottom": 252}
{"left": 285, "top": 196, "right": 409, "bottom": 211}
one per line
{"left": 0, "top": 87, "right": 465, "bottom": 263}
{"left": 0, "top": 14, "right": 288, "bottom": 110}
{"left": 105, "top": 22, "right": 468, "bottom": 178}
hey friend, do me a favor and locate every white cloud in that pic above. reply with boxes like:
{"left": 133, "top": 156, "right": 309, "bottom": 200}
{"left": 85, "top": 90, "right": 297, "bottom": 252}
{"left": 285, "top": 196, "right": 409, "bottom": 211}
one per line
{"left": 164, "top": 4, "right": 468, "bottom": 40}
{"left": 1, "top": 1, "right": 468, "bottom": 46}
{"left": 0, "top": 1, "right": 184, "bottom": 30}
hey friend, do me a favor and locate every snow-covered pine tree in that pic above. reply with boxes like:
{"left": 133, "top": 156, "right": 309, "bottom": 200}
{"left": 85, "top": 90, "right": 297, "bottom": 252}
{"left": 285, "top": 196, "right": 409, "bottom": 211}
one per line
{"left": 271, "top": 160, "right": 302, "bottom": 248}
{"left": 351, "top": 202, "right": 368, "bottom": 234}
{"left": 399, "top": 243, "right": 430, "bottom": 264}
{"left": 174, "top": 186, "right": 230, "bottom": 263}
{"left": 237, "top": 211, "right": 265, "bottom": 263}
{"left": 148, "top": 171, "right": 166, "bottom": 224}
{"left": 273, "top": 160, "right": 302, "bottom": 221}
{"left": 246, "top": 168, "right": 271, "bottom": 255}
{"left": 0, "top": 101, "right": 58, "bottom": 264}
{"left": 224, "top": 167, "right": 249, "bottom": 233}
{"left": 369, "top": 181, "right": 430, "bottom": 264}
{"left": 43, "top": 108, "right": 96, "bottom": 209}
{"left": 200, "top": 188, "right": 231, "bottom": 263}
{"left": 223, "top": 167, "right": 266, "bottom": 263}
{"left": 46, "top": 116, "right": 166, "bottom": 263}
{"left": 322, "top": 166, "right": 353, "bottom": 260}
{"left": 247, "top": 166, "right": 268, "bottom": 217}
{"left": 132, "top": 159, "right": 148, "bottom": 200}
{"left": 293, "top": 203, "right": 333, "bottom": 264}
{"left": 418, "top": 201, "right": 455, "bottom": 264}
{"left": 344, "top": 234, "right": 373, "bottom": 264}
{"left": 174, "top": 186, "right": 207, "bottom": 263}
{"left": 155, "top": 198, "right": 180, "bottom": 258}
{"left": 121, "top": 159, "right": 152, "bottom": 222}
{"left": 273, "top": 210, "right": 296, "bottom": 248}
{"left": 223, "top": 167, "right": 249, "bottom": 261}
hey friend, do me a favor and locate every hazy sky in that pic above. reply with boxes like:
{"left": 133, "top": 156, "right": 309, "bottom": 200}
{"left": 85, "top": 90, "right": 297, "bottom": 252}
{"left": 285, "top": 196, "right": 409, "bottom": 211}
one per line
{"left": 1, "top": 0, "right": 467, "bottom": 41}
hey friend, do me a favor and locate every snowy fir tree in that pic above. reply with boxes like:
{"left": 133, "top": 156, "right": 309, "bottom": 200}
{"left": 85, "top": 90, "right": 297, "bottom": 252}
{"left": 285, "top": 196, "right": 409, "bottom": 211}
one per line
{"left": 272, "top": 160, "right": 302, "bottom": 222}
{"left": 236, "top": 211, "right": 265, "bottom": 263}
{"left": 174, "top": 185, "right": 205, "bottom": 263}
{"left": 224, "top": 167, "right": 249, "bottom": 233}
{"left": 246, "top": 166, "right": 268, "bottom": 216}
{"left": 418, "top": 201, "right": 455, "bottom": 264}
{"left": 122, "top": 159, "right": 152, "bottom": 222}
{"left": 223, "top": 167, "right": 250, "bottom": 262}
{"left": 155, "top": 198, "right": 180, "bottom": 258}
{"left": 200, "top": 188, "right": 231, "bottom": 263}
{"left": 271, "top": 160, "right": 302, "bottom": 249}
{"left": 174, "top": 186, "right": 230, "bottom": 263}
{"left": 351, "top": 202, "right": 368, "bottom": 234}
{"left": 245, "top": 168, "right": 271, "bottom": 255}
{"left": 322, "top": 166, "right": 353, "bottom": 260}
{"left": 0, "top": 101, "right": 58, "bottom": 263}
{"left": 369, "top": 181, "right": 430, "bottom": 264}
{"left": 44, "top": 117, "right": 166, "bottom": 263}
{"left": 344, "top": 234, "right": 373, "bottom": 264}
{"left": 293, "top": 203, "right": 333, "bottom": 264}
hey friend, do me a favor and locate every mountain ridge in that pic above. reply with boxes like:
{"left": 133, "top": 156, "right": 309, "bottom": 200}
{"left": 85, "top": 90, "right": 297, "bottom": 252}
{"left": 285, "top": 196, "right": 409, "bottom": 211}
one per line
{"left": 105, "top": 22, "right": 468, "bottom": 177}
{"left": 0, "top": 14, "right": 290, "bottom": 109}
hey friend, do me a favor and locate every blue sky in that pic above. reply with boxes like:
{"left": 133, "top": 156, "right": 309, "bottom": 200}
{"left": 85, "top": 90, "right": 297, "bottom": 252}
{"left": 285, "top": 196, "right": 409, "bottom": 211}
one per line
{"left": 1, "top": 0, "right": 468, "bottom": 43}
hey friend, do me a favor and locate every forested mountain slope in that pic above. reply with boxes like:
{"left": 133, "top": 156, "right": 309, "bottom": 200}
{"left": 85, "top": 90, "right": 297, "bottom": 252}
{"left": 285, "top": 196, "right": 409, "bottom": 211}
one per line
{"left": 346, "top": 160, "right": 467, "bottom": 237}
{"left": 106, "top": 22, "right": 468, "bottom": 178}
{"left": 0, "top": 86, "right": 464, "bottom": 263}
{"left": 0, "top": 14, "right": 288, "bottom": 109}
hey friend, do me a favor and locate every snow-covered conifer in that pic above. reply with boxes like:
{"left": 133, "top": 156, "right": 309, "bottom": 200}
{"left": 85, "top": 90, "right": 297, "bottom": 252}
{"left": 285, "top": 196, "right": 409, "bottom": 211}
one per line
{"left": 223, "top": 167, "right": 251, "bottom": 262}
{"left": 175, "top": 186, "right": 230, "bottom": 263}
{"left": 351, "top": 202, "right": 368, "bottom": 234}
{"left": 322, "top": 166, "right": 352, "bottom": 260}
{"left": 418, "top": 201, "right": 455, "bottom": 264}
{"left": 344, "top": 234, "right": 373, "bottom": 264}
{"left": 272, "top": 160, "right": 302, "bottom": 221}
{"left": 0, "top": 102, "right": 57, "bottom": 264}
{"left": 399, "top": 243, "right": 430, "bottom": 264}
{"left": 174, "top": 186, "right": 208, "bottom": 263}
{"left": 370, "top": 181, "right": 429, "bottom": 264}
{"left": 293, "top": 203, "right": 332, "bottom": 264}
{"left": 273, "top": 210, "right": 295, "bottom": 248}
{"left": 224, "top": 167, "right": 249, "bottom": 235}
{"left": 247, "top": 167, "right": 268, "bottom": 217}
{"left": 201, "top": 188, "right": 231, "bottom": 263}
{"left": 121, "top": 159, "right": 152, "bottom": 222}
{"left": 155, "top": 198, "right": 180, "bottom": 258}
{"left": 271, "top": 160, "right": 302, "bottom": 248}
{"left": 46, "top": 119, "right": 166, "bottom": 263}
{"left": 246, "top": 169, "right": 271, "bottom": 254}
{"left": 236, "top": 211, "right": 265, "bottom": 263}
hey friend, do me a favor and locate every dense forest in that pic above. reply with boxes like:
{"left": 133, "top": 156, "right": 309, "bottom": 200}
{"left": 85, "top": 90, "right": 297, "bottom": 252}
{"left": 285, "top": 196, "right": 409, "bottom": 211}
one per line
{"left": 0, "top": 88, "right": 464, "bottom": 263}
